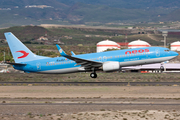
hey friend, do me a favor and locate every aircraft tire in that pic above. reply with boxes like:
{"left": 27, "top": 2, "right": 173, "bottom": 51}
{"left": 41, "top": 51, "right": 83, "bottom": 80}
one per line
{"left": 160, "top": 66, "right": 164, "bottom": 71}
{"left": 90, "top": 73, "right": 97, "bottom": 78}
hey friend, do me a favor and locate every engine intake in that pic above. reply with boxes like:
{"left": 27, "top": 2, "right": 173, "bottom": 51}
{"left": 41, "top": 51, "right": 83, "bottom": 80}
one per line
{"left": 102, "top": 61, "right": 120, "bottom": 72}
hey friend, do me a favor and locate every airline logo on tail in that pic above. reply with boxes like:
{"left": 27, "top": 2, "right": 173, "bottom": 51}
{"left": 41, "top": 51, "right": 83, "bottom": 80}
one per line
{"left": 16, "top": 50, "right": 29, "bottom": 59}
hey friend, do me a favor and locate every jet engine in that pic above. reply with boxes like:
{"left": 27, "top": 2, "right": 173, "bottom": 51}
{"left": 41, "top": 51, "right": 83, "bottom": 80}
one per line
{"left": 102, "top": 61, "right": 120, "bottom": 72}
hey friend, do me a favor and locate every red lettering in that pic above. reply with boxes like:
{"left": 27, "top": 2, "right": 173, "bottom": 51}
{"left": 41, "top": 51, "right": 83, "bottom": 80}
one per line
{"left": 138, "top": 49, "right": 144, "bottom": 53}
{"left": 125, "top": 49, "right": 149, "bottom": 55}
{"left": 145, "top": 49, "right": 149, "bottom": 52}
{"left": 125, "top": 51, "right": 131, "bottom": 54}
{"left": 132, "top": 50, "right": 137, "bottom": 54}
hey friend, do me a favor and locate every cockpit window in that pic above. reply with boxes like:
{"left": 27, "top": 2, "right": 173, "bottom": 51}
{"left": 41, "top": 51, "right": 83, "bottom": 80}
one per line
{"left": 164, "top": 49, "right": 170, "bottom": 52}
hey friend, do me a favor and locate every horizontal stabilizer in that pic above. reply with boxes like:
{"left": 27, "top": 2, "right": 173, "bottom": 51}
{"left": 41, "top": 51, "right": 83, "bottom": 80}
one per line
{"left": 5, "top": 62, "right": 26, "bottom": 66}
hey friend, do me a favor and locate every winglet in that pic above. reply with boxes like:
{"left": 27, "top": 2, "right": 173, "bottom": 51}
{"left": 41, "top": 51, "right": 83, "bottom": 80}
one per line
{"left": 71, "top": 51, "right": 76, "bottom": 55}
{"left": 56, "top": 44, "right": 68, "bottom": 57}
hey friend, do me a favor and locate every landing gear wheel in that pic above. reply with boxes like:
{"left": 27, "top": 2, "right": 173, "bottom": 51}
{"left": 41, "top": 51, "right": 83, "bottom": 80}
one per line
{"left": 160, "top": 66, "right": 164, "bottom": 73}
{"left": 90, "top": 73, "right": 97, "bottom": 78}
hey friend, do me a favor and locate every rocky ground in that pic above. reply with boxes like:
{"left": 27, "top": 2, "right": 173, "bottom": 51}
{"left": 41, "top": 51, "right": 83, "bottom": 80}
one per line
{"left": 1, "top": 110, "right": 180, "bottom": 120}
{"left": 0, "top": 86, "right": 180, "bottom": 119}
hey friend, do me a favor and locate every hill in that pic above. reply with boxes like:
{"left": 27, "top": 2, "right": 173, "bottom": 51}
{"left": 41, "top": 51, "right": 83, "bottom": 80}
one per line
{"left": 0, "top": 0, "right": 68, "bottom": 9}
{"left": 57, "top": 0, "right": 180, "bottom": 9}
{"left": 0, "top": 26, "right": 49, "bottom": 41}
{"left": 162, "top": 8, "right": 180, "bottom": 21}
{"left": 0, "top": 25, "right": 162, "bottom": 46}
{"left": 0, "top": 0, "right": 180, "bottom": 27}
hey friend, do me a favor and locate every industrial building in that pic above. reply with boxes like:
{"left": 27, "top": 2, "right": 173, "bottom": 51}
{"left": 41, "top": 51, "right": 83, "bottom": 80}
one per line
{"left": 128, "top": 39, "right": 151, "bottom": 49}
{"left": 171, "top": 41, "right": 180, "bottom": 51}
{"left": 96, "top": 39, "right": 120, "bottom": 52}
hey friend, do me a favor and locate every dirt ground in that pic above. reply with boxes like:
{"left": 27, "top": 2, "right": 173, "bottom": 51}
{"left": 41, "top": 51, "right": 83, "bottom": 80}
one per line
{"left": 0, "top": 86, "right": 180, "bottom": 120}
{"left": 1, "top": 109, "right": 180, "bottom": 120}
{"left": 0, "top": 86, "right": 180, "bottom": 99}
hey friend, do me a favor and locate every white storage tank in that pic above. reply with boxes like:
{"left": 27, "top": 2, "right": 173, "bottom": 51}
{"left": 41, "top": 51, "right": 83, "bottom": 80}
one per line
{"left": 128, "top": 39, "right": 151, "bottom": 49}
{"left": 171, "top": 41, "right": 180, "bottom": 51}
{"left": 96, "top": 40, "right": 120, "bottom": 52}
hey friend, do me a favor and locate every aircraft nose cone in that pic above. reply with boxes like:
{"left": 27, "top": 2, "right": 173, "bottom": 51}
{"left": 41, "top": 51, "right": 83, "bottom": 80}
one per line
{"left": 172, "top": 51, "right": 179, "bottom": 56}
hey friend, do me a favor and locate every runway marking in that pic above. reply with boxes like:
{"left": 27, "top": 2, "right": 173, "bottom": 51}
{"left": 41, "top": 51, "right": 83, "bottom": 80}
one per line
{"left": 1, "top": 103, "right": 180, "bottom": 106}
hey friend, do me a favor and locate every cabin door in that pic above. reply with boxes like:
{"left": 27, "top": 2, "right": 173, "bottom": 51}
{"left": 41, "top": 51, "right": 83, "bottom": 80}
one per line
{"left": 155, "top": 49, "right": 160, "bottom": 57}
{"left": 36, "top": 63, "right": 41, "bottom": 71}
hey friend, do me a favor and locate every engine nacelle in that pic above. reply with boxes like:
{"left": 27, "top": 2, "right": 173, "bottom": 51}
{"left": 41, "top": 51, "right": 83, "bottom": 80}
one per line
{"left": 102, "top": 61, "right": 120, "bottom": 72}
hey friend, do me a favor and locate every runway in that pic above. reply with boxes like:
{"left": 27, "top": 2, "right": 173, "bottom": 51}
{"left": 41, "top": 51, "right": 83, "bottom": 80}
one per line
{"left": 0, "top": 82, "right": 180, "bottom": 86}
{"left": 1, "top": 98, "right": 180, "bottom": 115}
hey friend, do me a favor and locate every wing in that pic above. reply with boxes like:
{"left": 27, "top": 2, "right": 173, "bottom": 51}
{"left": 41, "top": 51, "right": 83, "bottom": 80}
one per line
{"left": 56, "top": 44, "right": 102, "bottom": 68}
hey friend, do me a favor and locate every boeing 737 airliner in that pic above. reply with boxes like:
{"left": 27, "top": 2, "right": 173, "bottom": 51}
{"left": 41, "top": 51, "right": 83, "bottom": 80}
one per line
{"left": 4, "top": 32, "right": 178, "bottom": 78}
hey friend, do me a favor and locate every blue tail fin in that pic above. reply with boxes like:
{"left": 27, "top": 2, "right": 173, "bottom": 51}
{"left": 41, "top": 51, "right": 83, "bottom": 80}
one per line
{"left": 4, "top": 32, "right": 49, "bottom": 63}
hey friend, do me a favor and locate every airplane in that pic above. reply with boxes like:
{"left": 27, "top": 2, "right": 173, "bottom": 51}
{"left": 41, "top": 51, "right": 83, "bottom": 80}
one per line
{"left": 4, "top": 32, "right": 179, "bottom": 78}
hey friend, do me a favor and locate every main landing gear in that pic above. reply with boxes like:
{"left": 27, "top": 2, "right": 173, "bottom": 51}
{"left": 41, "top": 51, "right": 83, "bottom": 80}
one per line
{"left": 90, "top": 68, "right": 97, "bottom": 78}
{"left": 90, "top": 72, "right": 97, "bottom": 78}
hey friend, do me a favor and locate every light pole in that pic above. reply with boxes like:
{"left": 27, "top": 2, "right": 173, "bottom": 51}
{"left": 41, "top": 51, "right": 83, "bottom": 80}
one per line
{"left": 4, "top": 51, "right": 5, "bottom": 63}
{"left": 125, "top": 34, "right": 127, "bottom": 47}
{"left": 162, "top": 31, "right": 168, "bottom": 48}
